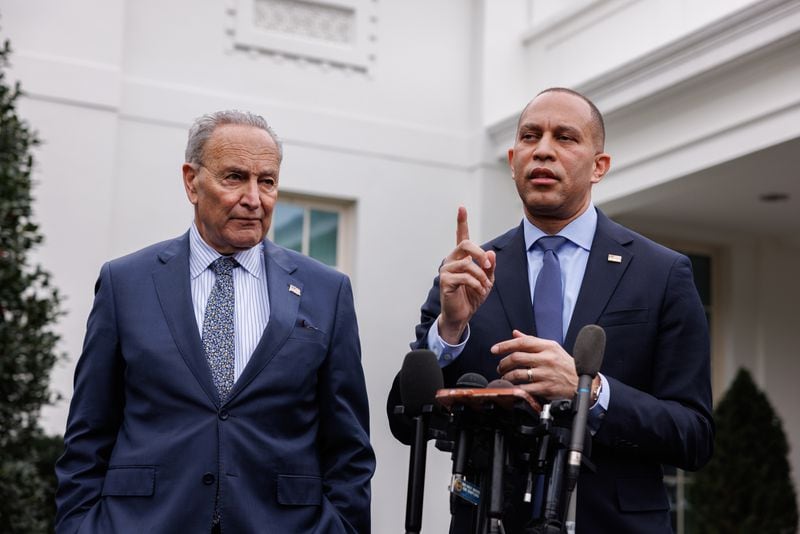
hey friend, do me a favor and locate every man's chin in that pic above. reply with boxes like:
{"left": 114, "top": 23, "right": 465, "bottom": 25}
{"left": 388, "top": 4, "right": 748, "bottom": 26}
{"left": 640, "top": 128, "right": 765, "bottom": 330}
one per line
{"left": 521, "top": 192, "right": 563, "bottom": 213}
{"left": 225, "top": 231, "right": 266, "bottom": 251}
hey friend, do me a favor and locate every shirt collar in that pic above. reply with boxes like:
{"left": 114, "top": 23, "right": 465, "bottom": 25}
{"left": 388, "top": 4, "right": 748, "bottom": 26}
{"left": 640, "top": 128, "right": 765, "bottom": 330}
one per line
{"left": 523, "top": 204, "right": 597, "bottom": 252}
{"left": 189, "top": 222, "right": 264, "bottom": 279}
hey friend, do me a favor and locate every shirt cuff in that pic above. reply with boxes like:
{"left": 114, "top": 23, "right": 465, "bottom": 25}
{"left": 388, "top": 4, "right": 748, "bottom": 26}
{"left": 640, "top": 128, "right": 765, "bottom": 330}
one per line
{"left": 427, "top": 317, "right": 470, "bottom": 368}
{"left": 587, "top": 372, "right": 610, "bottom": 435}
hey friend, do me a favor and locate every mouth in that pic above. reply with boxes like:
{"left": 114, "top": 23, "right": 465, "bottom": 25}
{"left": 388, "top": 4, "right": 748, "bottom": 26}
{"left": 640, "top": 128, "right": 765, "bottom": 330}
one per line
{"left": 231, "top": 217, "right": 262, "bottom": 226}
{"left": 528, "top": 167, "right": 559, "bottom": 184}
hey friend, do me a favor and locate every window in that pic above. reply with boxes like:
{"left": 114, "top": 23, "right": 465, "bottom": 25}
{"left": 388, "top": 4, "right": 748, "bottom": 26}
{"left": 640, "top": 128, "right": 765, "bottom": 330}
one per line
{"left": 269, "top": 195, "right": 352, "bottom": 272}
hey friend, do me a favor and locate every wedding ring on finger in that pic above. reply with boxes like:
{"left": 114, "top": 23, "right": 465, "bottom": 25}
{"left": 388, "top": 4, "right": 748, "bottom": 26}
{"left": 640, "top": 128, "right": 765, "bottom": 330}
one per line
{"left": 526, "top": 368, "right": 534, "bottom": 383}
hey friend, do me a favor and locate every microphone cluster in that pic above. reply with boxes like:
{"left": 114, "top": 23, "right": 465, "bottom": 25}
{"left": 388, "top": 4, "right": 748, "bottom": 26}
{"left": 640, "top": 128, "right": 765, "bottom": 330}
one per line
{"left": 394, "top": 325, "right": 606, "bottom": 534}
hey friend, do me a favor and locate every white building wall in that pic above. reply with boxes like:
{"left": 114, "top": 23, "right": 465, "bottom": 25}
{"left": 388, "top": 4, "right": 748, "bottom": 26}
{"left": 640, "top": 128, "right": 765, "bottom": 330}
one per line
{"left": 752, "top": 243, "right": 800, "bottom": 496}
{"left": 2, "top": 2, "right": 485, "bottom": 532}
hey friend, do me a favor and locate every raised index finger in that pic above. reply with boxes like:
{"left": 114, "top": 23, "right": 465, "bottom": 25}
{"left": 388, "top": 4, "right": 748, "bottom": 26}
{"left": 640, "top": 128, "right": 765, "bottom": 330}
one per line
{"left": 456, "top": 206, "right": 470, "bottom": 245}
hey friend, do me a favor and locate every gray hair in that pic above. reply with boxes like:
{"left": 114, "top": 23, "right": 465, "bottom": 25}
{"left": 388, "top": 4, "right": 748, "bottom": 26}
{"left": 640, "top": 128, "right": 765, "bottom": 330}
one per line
{"left": 185, "top": 110, "right": 283, "bottom": 164}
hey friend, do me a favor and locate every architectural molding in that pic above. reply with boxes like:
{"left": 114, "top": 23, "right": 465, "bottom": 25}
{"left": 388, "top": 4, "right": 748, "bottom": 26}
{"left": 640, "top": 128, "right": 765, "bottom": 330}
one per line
{"left": 8, "top": 52, "right": 480, "bottom": 170}
{"left": 595, "top": 98, "right": 800, "bottom": 214}
{"left": 118, "top": 75, "right": 481, "bottom": 169}
{"left": 584, "top": 0, "right": 800, "bottom": 113}
{"left": 521, "top": 0, "right": 641, "bottom": 50}
{"left": 226, "top": 0, "right": 378, "bottom": 74}
{"left": 487, "top": 0, "right": 800, "bottom": 159}
{"left": 6, "top": 51, "right": 121, "bottom": 112}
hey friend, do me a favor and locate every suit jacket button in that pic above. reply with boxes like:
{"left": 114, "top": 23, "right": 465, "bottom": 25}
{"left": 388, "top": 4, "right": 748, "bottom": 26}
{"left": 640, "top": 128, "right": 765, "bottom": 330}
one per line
{"left": 219, "top": 410, "right": 229, "bottom": 420}
{"left": 202, "top": 472, "right": 216, "bottom": 485}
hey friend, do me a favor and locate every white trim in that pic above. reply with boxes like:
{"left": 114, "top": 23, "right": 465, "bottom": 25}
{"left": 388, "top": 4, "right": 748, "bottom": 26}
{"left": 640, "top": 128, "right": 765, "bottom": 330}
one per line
{"left": 488, "top": 0, "right": 800, "bottom": 159}
{"left": 5, "top": 51, "right": 121, "bottom": 112}
{"left": 9, "top": 54, "right": 482, "bottom": 170}
{"left": 595, "top": 97, "right": 800, "bottom": 213}
{"left": 118, "top": 76, "right": 481, "bottom": 170}
{"left": 231, "top": 0, "right": 377, "bottom": 72}
{"left": 521, "top": 0, "right": 641, "bottom": 49}
{"left": 270, "top": 192, "right": 354, "bottom": 274}
{"left": 586, "top": 0, "right": 800, "bottom": 113}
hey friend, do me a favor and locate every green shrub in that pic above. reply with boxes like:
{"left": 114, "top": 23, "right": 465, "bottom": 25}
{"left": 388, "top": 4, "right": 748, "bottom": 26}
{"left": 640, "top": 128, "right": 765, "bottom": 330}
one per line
{"left": 0, "top": 33, "right": 64, "bottom": 533}
{"left": 689, "top": 368, "right": 799, "bottom": 533}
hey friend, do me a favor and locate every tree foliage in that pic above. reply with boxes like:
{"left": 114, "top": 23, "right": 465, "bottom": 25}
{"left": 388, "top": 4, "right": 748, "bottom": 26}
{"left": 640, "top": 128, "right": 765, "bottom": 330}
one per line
{"left": 0, "top": 35, "right": 64, "bottom": 532}
{"left": 689, "top": 368, "right": 799, "bottom": 534}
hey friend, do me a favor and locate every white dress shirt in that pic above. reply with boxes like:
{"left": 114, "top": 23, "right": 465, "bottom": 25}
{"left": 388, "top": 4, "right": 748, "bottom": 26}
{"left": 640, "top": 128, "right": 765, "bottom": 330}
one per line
{"left": 189, "top": 223, "right": 270, "bottom": 381}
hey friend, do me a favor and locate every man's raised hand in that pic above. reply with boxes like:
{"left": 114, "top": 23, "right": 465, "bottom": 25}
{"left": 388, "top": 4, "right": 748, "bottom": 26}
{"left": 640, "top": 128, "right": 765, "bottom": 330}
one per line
{"left": 437, "top": 206, "right": 496, "bottom": 344}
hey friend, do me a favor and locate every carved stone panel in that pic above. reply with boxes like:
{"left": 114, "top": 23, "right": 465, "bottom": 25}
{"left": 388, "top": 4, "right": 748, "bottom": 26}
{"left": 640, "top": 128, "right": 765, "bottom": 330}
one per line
{"left": 229, "top": 0, "right": 377, "bottom": 73}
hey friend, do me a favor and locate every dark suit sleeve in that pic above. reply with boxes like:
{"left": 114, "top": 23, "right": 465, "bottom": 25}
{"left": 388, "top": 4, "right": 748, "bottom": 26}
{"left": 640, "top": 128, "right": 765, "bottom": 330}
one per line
{"left": 55, "top": 263, "right": 125, "bottom": 533}
{"left": 412, "top": 275, "right": 442, "bottom": 350}
{"left": 594, "top": 255, "right": 714, "bottom": 470}
{"left": 386, "top": 274, "right": 446, "bottom": 445}
{"left": 317, "top": 275, "right": 375, "bottom": 533}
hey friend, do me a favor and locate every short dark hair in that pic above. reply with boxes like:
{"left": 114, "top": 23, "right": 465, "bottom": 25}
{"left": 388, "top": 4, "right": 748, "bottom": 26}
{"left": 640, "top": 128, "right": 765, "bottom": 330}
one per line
{"left": 517, "top": 87, "right": 606, "bottom": 151}
{"left": 185, "top": 110, "right": 283, "bottom": 164}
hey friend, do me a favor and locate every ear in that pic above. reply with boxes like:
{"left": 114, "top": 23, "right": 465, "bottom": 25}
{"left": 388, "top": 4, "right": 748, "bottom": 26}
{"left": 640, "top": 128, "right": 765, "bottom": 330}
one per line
{"left": 182, "top": 163, "right": 199, "bottom": 205}
{"left": 507, "top": 148, "right": 516, "bottom": 179}
{"left": 591, "top": 152, "right": 611, "bottom": 184}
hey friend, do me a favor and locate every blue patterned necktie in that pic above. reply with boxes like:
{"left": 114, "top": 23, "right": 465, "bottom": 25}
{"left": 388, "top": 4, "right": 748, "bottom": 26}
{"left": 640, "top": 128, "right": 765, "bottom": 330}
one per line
{"left": 203, "top": 256, "right": 238, "bottom": 403}
{"left": 533, "top": 236, "right": 567, "bottom": 344}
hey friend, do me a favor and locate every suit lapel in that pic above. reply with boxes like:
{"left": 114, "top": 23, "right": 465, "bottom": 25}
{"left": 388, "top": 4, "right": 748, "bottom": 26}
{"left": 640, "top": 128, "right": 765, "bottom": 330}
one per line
{"left": 152, "top": 233, "right": 219, "bottom": 405}
{"left": 226, "top": 240, "right": 300, "bottom": 403}
{"left": 565, "top": 211, "right": 633, "bottom": 350}
{"left": 492, "top": 224, "right": 537, "bottom": 336}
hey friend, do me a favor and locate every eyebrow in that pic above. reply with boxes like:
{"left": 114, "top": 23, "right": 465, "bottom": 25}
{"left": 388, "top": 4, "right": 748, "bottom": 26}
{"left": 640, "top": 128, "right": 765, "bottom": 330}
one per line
{"left": 518, "top": 122, "right": 584, "bottom": 137}
{"left": 554, "top": 125, "right": 583, "bottom": 138}
{"left": 220, "top": 165, "right": 276, "bottom": 177}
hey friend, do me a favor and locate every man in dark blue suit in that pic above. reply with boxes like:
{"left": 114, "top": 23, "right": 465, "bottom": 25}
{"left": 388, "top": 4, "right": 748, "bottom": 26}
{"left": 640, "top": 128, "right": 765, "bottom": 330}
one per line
{"left": 56, "top": 111, "right": 375, "bottom": 533}
{"left": 389, "top": 88, "right": 713, "bottom": 533}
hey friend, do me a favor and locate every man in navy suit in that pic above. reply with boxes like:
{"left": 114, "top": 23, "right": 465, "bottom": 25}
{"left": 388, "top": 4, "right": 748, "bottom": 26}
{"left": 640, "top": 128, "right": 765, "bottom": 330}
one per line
{"left": 56, "top": 111, "right": 375, "bottom": 533}
{"left": 389, "top": 88, "right": 713, "bottom": 533}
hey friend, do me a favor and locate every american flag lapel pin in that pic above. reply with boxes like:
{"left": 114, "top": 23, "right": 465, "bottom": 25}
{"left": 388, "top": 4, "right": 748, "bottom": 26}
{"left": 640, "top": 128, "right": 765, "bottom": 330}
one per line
{"left": 289, "top": 284, "right": 302, "bottom": 296}
{"left": 607, "top": 254, "right": 622, "bottom": 264}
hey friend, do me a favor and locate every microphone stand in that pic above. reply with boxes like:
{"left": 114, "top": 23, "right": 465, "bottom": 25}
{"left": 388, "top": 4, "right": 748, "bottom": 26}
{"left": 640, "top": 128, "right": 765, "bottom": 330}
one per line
{"left": 404, "top": 405, "right": 434, "bottom": 534}
{"left": 436, "top": 386, "right": 542, "bottom": 534}
{"left": 526, "top": 399, "right": 574, "bottom": 534}
{"left": 487, "top": 426, "right": 507, "bottom": 533}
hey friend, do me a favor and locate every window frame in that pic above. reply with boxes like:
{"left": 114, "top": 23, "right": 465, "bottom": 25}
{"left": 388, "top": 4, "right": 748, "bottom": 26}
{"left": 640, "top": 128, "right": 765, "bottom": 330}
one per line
{"left": 268, "top": 192, "right": 354, "bottom": 275}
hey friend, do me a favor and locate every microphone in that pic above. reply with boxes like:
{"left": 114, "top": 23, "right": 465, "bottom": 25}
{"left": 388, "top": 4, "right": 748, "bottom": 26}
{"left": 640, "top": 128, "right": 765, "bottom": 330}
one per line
{"left": 449, "top": 373, "right": 488, "bottom": 510}
{"left": 436, "top": 377, "right": 544, "bottom": 531}
{"left": 400, "top": 349, "right": 444, "bottom": 417}
{"left": 399, "top": 350, "right": 443, "bottom": 534}
{"left": 566, "top": 324, "right": 606, "bottom": 491}
{"left": 486, "top": 378, "right": 513, "bottom": 389}
{"left": 456, "top": 372, "right": 489, "bottom": 389}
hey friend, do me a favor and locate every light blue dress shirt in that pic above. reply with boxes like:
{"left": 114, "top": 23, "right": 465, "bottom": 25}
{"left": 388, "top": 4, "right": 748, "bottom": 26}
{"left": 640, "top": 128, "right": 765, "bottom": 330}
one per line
{"left": 189, "top": 223, "right": 270, "bottom": 382}
{"left": 427, "top": 205, "right": 610, "bottom": 429}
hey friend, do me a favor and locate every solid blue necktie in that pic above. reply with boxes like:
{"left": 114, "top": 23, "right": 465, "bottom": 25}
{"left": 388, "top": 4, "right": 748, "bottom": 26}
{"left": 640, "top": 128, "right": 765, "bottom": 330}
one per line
{"left": 203, "top": 256, "right": 238, "bottom": 403}
{"left": 531, "top": 236, "right": 567, "bottom": 519}
{"left": 533, "top": 236, "right": 567, "bottom": 344}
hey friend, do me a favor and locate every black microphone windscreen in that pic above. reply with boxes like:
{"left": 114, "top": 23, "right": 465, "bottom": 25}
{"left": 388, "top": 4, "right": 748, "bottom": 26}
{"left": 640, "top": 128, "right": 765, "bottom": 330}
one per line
{"left": 573, "top": 324, "right": 606, "bottom": 376}
{"left": 399, "top": 349, "right": 443, "bottom": 416}
{"left": 456, "top": 372, "right": 489, "bottom": 389}
{"left": 486, "top": 378, "right": 514, "bottom": 389}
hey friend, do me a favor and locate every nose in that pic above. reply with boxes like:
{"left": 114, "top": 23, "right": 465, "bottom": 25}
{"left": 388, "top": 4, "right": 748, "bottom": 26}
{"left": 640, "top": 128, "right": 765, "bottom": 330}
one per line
{"left": 239, "top": 179, "right": 260, "bottom": 209}
{"left": 533, "top": 134, "right": 555, "bottom": 161}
